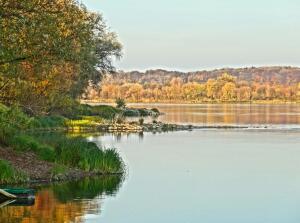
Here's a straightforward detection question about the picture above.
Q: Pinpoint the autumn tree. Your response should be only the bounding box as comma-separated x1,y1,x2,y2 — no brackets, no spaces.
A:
0,0,122,114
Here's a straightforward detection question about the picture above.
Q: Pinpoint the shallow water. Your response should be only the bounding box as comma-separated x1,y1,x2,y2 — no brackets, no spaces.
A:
1,104,300,223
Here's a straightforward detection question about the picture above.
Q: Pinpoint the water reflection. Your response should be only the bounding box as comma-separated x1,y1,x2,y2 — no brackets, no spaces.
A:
127,104,300,125
0,176,123,223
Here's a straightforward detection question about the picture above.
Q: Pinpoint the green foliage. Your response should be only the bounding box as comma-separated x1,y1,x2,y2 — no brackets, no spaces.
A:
0,159,27,184
0,103,124,175
123,108,160,117
10,134,55,162
115,98,126,109
137,108,149,116
123,109,140,117
0,105,33,130
75,104,120,120
51,164,68,178
29,133,124,173
33,115,67,128
151,108,160,114
0,104,34,145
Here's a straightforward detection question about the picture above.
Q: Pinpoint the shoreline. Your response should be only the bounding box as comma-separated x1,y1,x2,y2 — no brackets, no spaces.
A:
0,146,123,186
82,100,300,105
2,121,299,185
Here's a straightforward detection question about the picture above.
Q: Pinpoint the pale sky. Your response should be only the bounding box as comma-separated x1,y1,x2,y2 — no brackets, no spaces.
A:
82,0,300,71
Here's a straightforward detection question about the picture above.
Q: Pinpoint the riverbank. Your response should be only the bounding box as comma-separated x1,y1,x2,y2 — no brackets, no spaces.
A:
0,147,92,184
0,104,126,185
0,144,124,185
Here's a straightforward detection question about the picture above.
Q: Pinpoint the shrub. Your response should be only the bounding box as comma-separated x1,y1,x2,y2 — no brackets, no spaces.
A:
123,109,140,117
76,104,120,120
115,98,126,109
0,104,33,131
151,108,160,114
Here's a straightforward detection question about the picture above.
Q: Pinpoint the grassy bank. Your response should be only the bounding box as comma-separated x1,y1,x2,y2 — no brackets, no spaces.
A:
0,104,125,184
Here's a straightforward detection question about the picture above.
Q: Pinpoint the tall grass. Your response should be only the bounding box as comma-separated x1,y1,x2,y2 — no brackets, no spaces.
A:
32,133,124,173
0,159,27,184
8,132,125,174
0,104,125,176
9,134,55,162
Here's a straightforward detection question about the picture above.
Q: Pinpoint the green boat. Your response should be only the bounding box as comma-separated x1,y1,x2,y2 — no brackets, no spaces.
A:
0,188,35,200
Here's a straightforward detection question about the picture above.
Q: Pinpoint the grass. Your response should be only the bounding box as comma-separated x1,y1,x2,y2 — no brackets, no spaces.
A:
0,104,125,182
33,115,67,128
51,164,69,178
9,134,56,162
28,133,125,174
0,159,27,184
8,132,125,174
65,119,97,128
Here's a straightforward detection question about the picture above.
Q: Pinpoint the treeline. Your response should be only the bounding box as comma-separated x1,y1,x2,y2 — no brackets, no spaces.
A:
0,0,121,115
103,67,300,85
86,73,300,102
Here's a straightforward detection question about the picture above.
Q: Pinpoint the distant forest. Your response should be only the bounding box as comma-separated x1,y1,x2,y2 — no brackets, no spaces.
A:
85,67,300,102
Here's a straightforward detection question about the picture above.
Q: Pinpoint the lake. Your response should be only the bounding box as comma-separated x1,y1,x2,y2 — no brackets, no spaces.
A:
1,104,300,223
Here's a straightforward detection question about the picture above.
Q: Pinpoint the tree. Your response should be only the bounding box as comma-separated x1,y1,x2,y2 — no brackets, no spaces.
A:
0,0,122,114
221,82,236,101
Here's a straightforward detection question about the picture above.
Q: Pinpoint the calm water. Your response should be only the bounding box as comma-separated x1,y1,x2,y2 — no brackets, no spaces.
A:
1,104,300,223
127,103,300,127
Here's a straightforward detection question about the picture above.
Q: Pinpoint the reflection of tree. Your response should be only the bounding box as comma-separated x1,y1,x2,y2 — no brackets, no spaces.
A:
138,132,144,140
0,176,123,223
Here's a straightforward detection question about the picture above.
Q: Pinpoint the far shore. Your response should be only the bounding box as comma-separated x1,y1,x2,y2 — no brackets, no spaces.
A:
82,100,299,105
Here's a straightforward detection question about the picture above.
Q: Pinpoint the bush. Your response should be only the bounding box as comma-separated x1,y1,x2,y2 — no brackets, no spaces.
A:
115,98,126,109
123,109,140,117
0,104,34,145
76,104,120,120
138,108,150,116
151,108,160,114
0,104,33,131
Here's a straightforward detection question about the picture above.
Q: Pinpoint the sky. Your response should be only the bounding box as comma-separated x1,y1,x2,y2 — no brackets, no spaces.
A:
82,0,300,71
